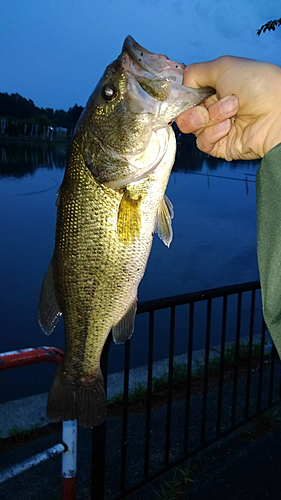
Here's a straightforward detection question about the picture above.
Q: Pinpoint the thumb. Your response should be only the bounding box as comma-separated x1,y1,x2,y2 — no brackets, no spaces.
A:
183,59,222,90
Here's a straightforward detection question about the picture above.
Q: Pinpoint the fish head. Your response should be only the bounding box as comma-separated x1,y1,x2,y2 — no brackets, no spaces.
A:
75,36,215,187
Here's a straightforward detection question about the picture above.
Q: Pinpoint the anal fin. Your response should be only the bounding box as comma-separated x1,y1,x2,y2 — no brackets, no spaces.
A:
155,194,174,248
38,259,62,335
112,299,137,344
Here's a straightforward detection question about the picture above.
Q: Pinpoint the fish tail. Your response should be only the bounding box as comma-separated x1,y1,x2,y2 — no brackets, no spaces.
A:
47,367,107,428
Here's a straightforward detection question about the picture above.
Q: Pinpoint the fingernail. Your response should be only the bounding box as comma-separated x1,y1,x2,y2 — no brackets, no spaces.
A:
220,95,238,114
215,119,231,133
191,111,206,127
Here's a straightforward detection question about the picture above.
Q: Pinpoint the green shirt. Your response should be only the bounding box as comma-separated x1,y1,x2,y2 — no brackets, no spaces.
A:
256,142,281,357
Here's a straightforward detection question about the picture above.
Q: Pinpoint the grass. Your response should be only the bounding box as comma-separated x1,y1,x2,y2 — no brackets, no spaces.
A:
155,460,194,500
238,408,280,441
155,473,182,500
258,410,280,430
208,341,263,375
108,366,185,406
8,422,41,439
108,341,266,407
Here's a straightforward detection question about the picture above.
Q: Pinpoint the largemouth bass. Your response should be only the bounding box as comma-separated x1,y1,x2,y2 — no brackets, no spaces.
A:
39,36,214,427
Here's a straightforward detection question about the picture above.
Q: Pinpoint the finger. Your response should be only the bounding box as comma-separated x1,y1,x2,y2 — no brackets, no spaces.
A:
196,119,231,155
177,95,238,135
204,94,218,108
176,105,209,133
208,95,238,123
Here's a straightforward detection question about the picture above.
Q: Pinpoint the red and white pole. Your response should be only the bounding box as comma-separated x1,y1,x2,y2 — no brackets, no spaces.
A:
62,419,77,500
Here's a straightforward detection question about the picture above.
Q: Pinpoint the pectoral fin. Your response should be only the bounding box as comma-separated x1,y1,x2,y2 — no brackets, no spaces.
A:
117,189,142,243
155,194,174,247
112,299,137,344
38,259,62,335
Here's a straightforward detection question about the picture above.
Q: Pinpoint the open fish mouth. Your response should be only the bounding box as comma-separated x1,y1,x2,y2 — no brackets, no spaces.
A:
120,35,185,84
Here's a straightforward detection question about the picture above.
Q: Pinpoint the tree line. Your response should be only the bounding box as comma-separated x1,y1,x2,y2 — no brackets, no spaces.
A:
0,92,84,136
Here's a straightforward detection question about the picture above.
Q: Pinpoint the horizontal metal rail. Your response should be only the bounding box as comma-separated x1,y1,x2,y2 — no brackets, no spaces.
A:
0,443,66,483
137,280,261,313
0,346,63,370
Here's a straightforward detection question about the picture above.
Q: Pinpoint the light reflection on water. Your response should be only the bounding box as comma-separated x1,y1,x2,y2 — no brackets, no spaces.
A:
0,141,261,402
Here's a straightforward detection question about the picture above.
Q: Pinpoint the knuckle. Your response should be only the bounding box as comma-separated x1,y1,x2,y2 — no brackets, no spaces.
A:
176,115,183,130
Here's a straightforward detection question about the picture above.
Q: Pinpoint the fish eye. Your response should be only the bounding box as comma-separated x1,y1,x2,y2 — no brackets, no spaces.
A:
101,83,117,102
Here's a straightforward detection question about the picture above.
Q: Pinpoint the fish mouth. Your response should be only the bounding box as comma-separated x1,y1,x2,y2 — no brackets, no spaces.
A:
120,35,185,84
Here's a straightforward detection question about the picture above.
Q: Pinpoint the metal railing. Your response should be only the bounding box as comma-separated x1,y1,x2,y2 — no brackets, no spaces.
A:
92,280,280,499
0,281,280,499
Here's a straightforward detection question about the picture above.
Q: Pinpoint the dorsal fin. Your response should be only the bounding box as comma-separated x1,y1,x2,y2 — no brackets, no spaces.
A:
38,259,62,335
155,194,174,247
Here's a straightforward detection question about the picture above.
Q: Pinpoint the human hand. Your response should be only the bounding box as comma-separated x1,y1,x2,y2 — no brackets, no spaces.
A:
176,56,281,160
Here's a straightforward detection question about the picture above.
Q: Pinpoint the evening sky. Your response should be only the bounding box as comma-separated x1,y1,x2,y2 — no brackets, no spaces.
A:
1,0,280,110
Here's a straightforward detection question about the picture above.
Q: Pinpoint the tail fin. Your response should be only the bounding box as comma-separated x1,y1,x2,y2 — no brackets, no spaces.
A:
47,367,107,428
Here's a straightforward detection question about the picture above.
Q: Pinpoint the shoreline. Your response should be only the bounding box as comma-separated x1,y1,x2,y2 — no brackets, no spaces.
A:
0,334,271,439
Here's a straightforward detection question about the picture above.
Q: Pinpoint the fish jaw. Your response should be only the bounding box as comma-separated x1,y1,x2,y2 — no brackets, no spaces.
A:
120,35,215,127
121,35,186,84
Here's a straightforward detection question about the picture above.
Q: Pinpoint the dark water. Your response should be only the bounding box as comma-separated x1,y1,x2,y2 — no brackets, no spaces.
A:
0,140,261,402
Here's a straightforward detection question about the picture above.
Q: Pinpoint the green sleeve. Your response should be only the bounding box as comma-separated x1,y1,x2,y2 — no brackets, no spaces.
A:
256,142,281,358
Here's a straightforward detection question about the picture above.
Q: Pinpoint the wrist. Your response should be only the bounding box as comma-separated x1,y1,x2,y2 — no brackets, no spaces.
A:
264,131,281,156
263,115,281,156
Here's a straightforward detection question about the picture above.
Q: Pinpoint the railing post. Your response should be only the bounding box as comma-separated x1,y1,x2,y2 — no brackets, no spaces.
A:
144,310,154,477
183,301,194,455
91,334,111,500
201,298,212,445
62,420,77,500
231,292,242,427
120,339,130,490
92,422,107,500
216,295,228,435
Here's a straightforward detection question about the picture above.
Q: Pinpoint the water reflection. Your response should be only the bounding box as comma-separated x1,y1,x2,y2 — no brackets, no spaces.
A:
0,136,259,178
0,140,261,402
0,141,67,178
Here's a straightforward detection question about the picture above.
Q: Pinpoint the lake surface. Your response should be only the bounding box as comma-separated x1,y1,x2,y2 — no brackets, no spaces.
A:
0,139,261,402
